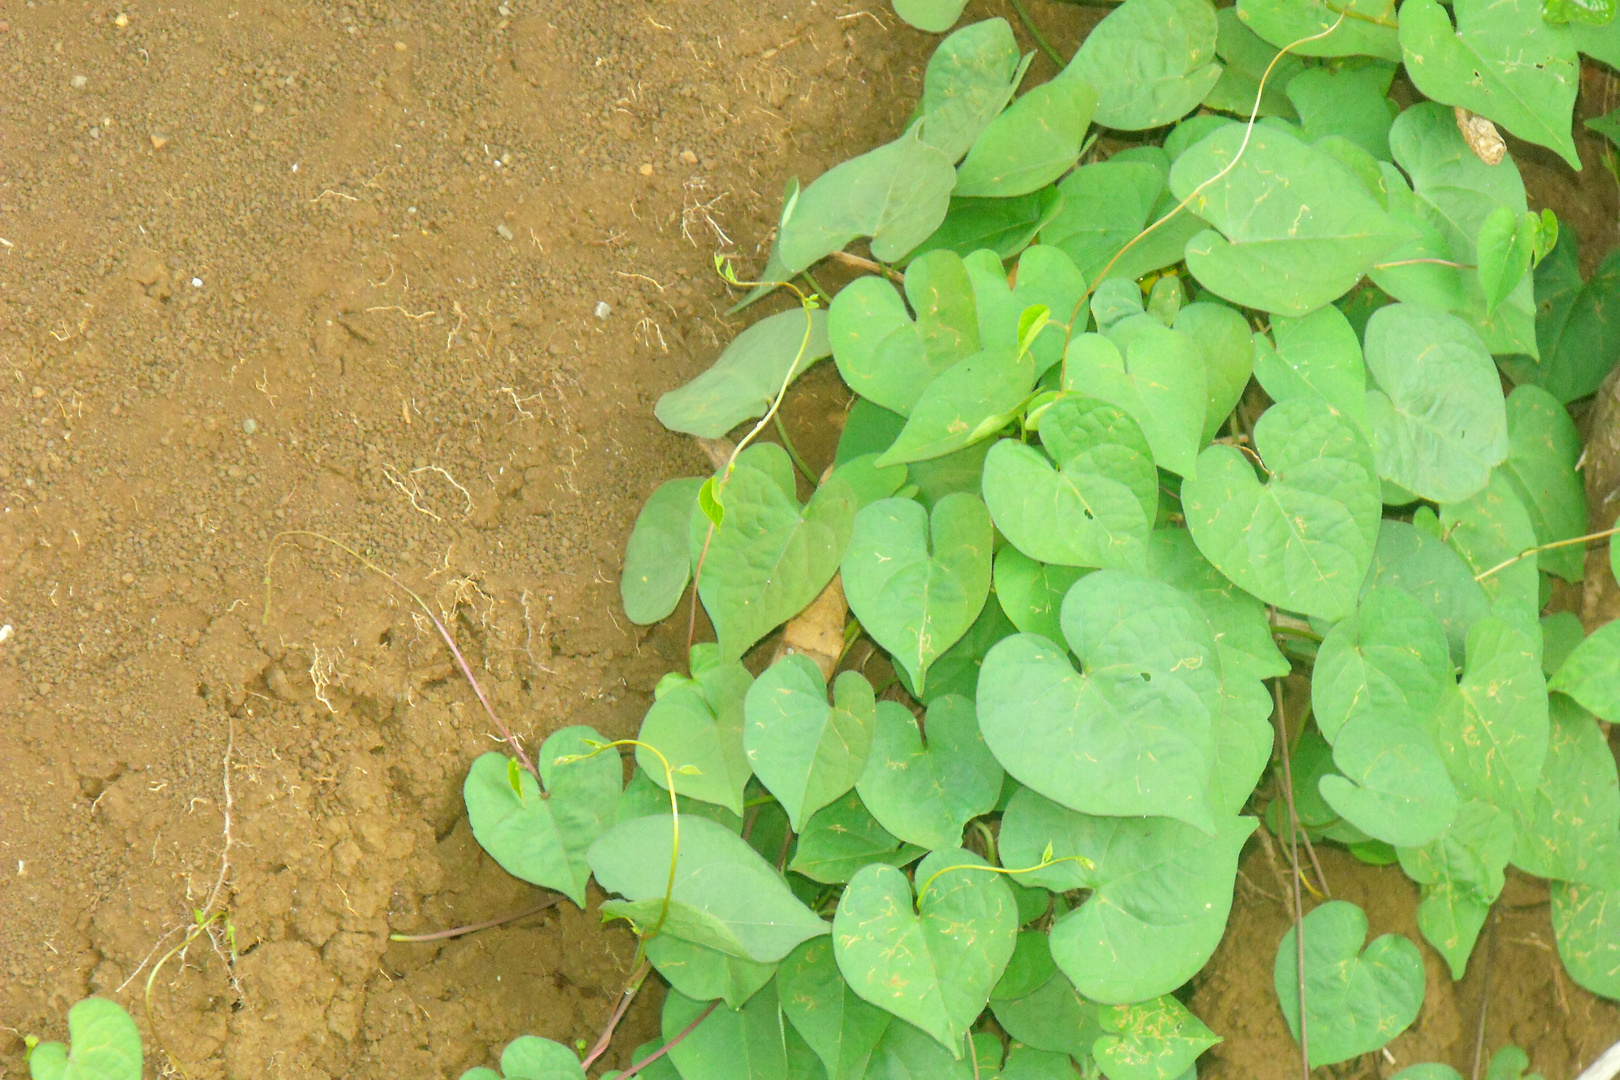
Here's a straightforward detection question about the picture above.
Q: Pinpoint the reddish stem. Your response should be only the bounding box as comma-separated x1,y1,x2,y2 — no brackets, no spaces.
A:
616,1000,719,1079
388,895,561,943
580,959,653,1071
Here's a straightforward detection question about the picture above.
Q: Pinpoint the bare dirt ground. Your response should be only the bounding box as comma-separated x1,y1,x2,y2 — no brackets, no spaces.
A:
0,1,1616,1079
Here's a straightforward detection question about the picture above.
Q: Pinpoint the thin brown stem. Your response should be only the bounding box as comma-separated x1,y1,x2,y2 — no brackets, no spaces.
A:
1471,914,1497,1080
1274,678,1311,1080
388,895,562,943
580,959,654,1071
830,249,904,283
1474,524,1620,582
617,999,720,1079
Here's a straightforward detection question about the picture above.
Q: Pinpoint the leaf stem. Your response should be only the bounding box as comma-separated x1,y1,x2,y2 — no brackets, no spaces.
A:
1372,257,1474,270
580,958,654,1071
1273,678,1311,1080
1007,0,1067,68
616,999,720,1079
774,411,818,484
830,249,905,283
388,895,562,943
1474,524,1620,581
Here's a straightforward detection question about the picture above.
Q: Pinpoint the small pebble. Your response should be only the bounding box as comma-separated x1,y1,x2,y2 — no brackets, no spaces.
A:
71,74,88,89
31,386,45,399
638,162,653,176
113,13,128,26
242,417,259,435
496,222,514,241
394,40,408,51
497,3,513,14
121,573,135,585
150,132,170,150
252,103,266,115
594,301,611,320
679,150,698,165
0,625,13,644
191,277,203,288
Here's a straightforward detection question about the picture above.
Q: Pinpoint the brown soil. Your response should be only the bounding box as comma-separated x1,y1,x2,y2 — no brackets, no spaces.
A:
0,3,1615,1080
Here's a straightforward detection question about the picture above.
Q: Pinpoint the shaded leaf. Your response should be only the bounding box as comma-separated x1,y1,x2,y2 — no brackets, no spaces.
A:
780,938,893,1080
789,789,925,885
657,310,832,438
956,78,1098,197
992,546,1089,644
1432,617,1550,815
1361,520,1492,666
856,697,1003,851
643,935,777,1010
1063,0,1223,131
1044,157,1206,284
623,477,706,625
1253,304,1370,437
1501,385,1587,582
1512,695,1620,886
663,983,787,1080
1549,619,1620,723
906,189,1066,266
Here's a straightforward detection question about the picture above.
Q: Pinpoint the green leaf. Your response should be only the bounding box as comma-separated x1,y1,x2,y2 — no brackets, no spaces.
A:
902,592,1018,703
789,790,925,884
1541,611,1586,678
837,398,907,466
623,478,705,625
956,78,1098,197
1321,707,1460,848
698,449,858,661
616,767,743,833
1175,300,1255,444
656,309,832,438
833,849,1018,1054
1062,0,1223,131
1513,695,1620,885
1003,1047,1084,1080
906,190,1066,267
464,727,622,907
1000,788,1256,1002
589,814,829,962
1288,61,1398,160
1439,472,1540,618
965,246,1088,376
780,938,893,1080
918,20,1024,161
842,494,993,694
982,397,1157,571
1273,900,1425,1067
990,932,1104,1057
1476,206,1536,315
1170,123,1409,316
1183,397,1382,622
1235,0,1400,61
1062,323,1206,479
644,934,777,1010
1552,878,1620,999
864,1019,976,1080
1313,587,1453,745
663,983,787,1080
1547,0,1617,23
978,571,1220,831
25,999,142,1080
894,0,969,33
1362,521,1492,666
1396,798,1515,978
1502,229,1620,402
744,657,877,831
485,1037,586,1080
1433,616,1549,815
1044,157,1207,285
1094,997,1221,1080
779,126,957,273
874,347,1035,467
1144,527,1291,682
1393,1068,1465,1080
1500,386,1586,583
993,546,1089,644
1549,619,1620,723
1397,0,1580,170
1253,304,1370,437
1203,7,1304,119
1363,303,1508,505
639,656,754,817
856,697,1004,851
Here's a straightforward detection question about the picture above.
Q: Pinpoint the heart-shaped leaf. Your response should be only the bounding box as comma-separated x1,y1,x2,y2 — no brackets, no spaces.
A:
955,78,1098,197
622,477,705,625
464,726,623,907
1550,620,1620,724
1175,300,1255,443
1363,303,1508,505
589,814,829,962
638,652,754,817
1062,0,1223,131
874,347,1036,467
471,1037,586,1080
981,396,1157,571
993,547,1089,644
1273,900,1425,1067
978,571,1219,831
1433,616,1549,815
1362,521,1492,666
1288,62,1398,160
907,189,1065,267
1500,386,1588,583
780,938,893,1080
989,932,1105,1057
1313,587,1454,745
833,848,1018,1054
697,445,859,661
789,790,925,884
856,697,1003,851
1184,396,1381,622
1398,0,1580,169
1397,798,1515,978
830,253,980,417
779,126,956,273
1170,123,1409,316
965,246,1089,376
864,1020,976,1079
1320,709,1460,848
894,0,970,32
1094,996,1221,1080
1044,157,1206,285
1236,0,1400,60
662,982,787,1080
644,933,778,1011
1439,472,1540,618
1253,305,1370,437
843,493,993,694
25,998,142,1080
1000,787,1255,1002
745,656,877,831
656,309,832,439
1552,877,1620,1000
917,19,1024,161
1062,322,1206,479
